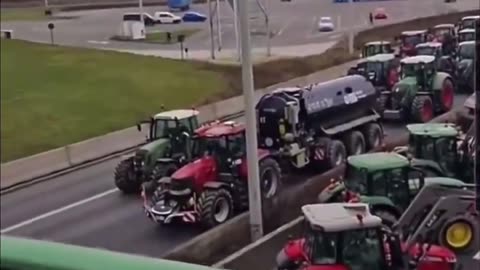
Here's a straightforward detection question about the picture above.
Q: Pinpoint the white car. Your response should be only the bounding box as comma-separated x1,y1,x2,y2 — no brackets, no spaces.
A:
318,17,334,32
153,11,182,24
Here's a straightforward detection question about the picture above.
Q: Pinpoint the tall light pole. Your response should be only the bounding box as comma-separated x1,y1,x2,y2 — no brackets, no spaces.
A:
233,0,241,61
139,0,144,25
474,19,479,212
237,0,264,241
207,0,216,59
216,0,223,51
347,0,354,54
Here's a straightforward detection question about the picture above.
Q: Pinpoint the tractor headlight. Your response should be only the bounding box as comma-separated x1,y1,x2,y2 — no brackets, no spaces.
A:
265,137,273,147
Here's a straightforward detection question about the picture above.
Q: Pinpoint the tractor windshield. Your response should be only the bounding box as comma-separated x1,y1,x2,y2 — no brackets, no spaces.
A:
461,19,476,30
409,135,457,175
459,32,475,42
416,46,436,56
153,119,178,139
402,35,422,46
458,44,475,59
309,228,384,270
344,166,367,194
401,63,419,77
364,45,390,57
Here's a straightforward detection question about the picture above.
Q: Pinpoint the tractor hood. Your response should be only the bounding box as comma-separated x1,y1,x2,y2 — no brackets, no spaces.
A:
391,77,416,100
139,138,170,154
405,243,456,263
170,156,215,181
359,195,395,207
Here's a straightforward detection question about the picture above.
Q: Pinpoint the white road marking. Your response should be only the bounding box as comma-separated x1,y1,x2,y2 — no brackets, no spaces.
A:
1,188,118,234
277,19,293,36
88,40,110,45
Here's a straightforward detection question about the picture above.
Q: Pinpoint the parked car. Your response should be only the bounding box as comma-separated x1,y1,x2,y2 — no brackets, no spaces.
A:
153,11,182,24
318,16,334,32
123,12,157,26
374,7,388,20
182,11,207,22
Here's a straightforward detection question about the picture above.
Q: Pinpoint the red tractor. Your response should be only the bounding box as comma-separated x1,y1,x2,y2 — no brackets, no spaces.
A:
398,30,428,57
276,203,457,270
142,121,282,229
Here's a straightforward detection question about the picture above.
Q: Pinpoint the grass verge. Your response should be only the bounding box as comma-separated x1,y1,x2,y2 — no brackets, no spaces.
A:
111,29,201,44
0,8,76,21
1,9,478,162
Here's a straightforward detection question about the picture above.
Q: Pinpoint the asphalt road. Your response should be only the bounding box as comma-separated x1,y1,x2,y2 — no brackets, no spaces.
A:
1,0,477,52
0,93,469,259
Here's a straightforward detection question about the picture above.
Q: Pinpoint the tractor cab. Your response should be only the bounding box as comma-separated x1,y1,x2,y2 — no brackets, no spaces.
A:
400,55,436,91
403,123,471,180
458,28,475,42
276,203,457,270
457,41,475,61
456,41,475,93
415,42,456,76
399,30,428,57
349,54,400,91
361,41,394,58
344,152,427,210
458,15,479,31
194,121,246,173
431,24,456,42
138,109,200,142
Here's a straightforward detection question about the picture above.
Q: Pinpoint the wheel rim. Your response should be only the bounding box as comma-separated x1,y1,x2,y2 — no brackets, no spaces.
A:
214,197,230,223
442,80,454,110
445,221,473,249
354,142,363,155
261,168,278,199
421,99,434,122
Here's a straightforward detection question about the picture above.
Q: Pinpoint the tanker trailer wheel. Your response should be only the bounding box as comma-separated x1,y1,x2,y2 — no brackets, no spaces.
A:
343,131,366,156
411,96,434,123
362,123,383,150
147,163,178,183
114,157,139,194
198,188,234,229
326,140,347,169
439,214,478,254
259,158,282,199
438,78,454,113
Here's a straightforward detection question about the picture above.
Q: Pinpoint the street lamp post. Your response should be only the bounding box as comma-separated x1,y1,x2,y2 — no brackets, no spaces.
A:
139,0,144,25
237,0,264,241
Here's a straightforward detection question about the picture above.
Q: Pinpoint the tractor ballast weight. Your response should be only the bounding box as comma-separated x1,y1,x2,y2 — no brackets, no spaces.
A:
256,75,384,170
361,40,394,58
394,183,479,255
142,121,282,228
275,203,458,270
381,55,455,123
114,109,200,194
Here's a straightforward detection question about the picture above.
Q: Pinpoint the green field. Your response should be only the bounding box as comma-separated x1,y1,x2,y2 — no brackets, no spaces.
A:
1,8,50,21
0,40,227,162
111,29,201,44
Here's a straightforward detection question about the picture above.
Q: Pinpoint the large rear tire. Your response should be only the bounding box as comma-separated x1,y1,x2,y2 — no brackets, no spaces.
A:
438,214,478,254
438,78,455,113
343,131,366,156
325,140,347,169
259,158,282,199
114,157,139,194
198,188,234,229
363,123,383,150
411,95,434,123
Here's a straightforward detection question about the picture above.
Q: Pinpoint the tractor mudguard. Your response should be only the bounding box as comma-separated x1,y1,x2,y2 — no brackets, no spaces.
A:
203,181,229,190
318,181,346,203
432,72,452,91
257,149,273,161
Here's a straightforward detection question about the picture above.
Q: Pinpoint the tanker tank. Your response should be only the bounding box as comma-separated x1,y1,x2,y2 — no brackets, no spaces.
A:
256,75,379,149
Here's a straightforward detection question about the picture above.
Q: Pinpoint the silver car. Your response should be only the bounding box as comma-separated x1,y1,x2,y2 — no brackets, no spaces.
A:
318,17,334,32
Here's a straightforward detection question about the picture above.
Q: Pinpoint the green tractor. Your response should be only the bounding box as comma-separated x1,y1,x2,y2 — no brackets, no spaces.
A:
360,41,394,58
380,55,455,123
318,151,465,226
114,109,200,194
393,123,474,182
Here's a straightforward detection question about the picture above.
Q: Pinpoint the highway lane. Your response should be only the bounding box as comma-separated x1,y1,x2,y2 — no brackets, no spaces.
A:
0,93,469,258
1,0,477,51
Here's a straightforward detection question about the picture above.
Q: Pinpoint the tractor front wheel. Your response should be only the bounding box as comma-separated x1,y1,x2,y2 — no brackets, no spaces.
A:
326,140,347,169
439,78,455,112
259,158,282,199
439,214,478,254
411,96,434,123
343,131,366,156
198,188,234,229
114,157,139,194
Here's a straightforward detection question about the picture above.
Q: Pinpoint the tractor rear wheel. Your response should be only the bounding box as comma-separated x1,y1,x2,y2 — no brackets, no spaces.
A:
259,158,282,199
438,78,455,112
325,140,347,169
411,95,434,123
114,157,139,194
439,214,478,254
343,131,366,156
372,209,398,227
363,123,383,150
198,188,234,229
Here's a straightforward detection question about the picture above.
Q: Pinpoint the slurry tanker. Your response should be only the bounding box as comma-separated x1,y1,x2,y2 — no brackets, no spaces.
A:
256,75,384,171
